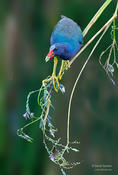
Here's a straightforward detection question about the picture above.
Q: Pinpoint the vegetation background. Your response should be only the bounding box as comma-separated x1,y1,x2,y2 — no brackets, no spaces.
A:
0,0,118,175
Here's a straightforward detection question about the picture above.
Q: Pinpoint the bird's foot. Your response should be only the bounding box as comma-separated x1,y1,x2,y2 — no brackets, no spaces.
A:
58,60,70,80
42,74,60,92
58,72,64,80
65,60,70,70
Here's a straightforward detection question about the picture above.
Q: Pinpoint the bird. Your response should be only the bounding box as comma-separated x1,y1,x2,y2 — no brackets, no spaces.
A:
42,15,83,92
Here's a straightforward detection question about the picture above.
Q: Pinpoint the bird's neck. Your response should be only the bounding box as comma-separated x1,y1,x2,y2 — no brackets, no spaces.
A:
55,43,72,59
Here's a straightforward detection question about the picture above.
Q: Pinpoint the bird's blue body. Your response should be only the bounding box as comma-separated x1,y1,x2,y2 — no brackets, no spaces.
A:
50,16,83,60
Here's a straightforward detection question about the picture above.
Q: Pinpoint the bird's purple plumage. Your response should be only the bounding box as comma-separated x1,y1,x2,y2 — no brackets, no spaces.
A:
49,16,83,60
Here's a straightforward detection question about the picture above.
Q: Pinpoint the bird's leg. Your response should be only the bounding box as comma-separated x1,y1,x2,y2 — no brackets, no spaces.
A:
42,57,60,92
52,57,60,92
58,60,65,80
58,60,70,80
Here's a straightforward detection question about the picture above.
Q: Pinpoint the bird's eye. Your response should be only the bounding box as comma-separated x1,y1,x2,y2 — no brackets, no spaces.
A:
79,40,83,45
54,48,58,51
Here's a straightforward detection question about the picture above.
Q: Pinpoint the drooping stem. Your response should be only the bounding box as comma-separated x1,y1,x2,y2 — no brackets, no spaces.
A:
44,100,51,122
66,1,118,145
21,115,42,131
67,24,112,145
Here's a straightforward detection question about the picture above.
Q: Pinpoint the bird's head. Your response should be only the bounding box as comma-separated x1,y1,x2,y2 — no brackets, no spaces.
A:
45,45,57,62
45,43,71,62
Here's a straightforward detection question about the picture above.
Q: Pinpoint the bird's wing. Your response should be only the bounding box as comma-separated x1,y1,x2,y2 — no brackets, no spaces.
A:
50,16,83,46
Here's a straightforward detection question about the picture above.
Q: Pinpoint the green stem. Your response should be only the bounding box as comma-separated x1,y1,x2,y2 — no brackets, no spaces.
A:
67,25,111,145
113,20,116,40
37,86,44,105
115,1,118,14
66,1,118,144
26,89,40,111
83,0,112,37
22,115,42,131
70,11,117,66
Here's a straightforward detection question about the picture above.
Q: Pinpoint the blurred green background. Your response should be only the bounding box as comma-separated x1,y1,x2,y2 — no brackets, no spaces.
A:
0,0,118,175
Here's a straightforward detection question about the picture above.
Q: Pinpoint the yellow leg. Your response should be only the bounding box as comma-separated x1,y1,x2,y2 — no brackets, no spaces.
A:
42,57,60,92
58,60,70,80
58,60,64,80
52,57,60,91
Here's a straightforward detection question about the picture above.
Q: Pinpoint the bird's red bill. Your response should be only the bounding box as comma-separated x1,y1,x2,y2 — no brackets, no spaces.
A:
45,49,54,62
47,50,54,59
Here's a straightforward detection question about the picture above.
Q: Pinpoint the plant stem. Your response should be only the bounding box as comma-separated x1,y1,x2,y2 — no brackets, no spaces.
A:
22,115,42,131
83,0,112,37
69,12,117,66
44,100,51,122
66,1,118,145
67,25,111,145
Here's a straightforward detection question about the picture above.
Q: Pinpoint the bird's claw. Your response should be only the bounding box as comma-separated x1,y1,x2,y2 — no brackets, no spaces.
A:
65,60,70,70
42,74,60,92
58,72,64,80
52,74,60,92
58,60,70,80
